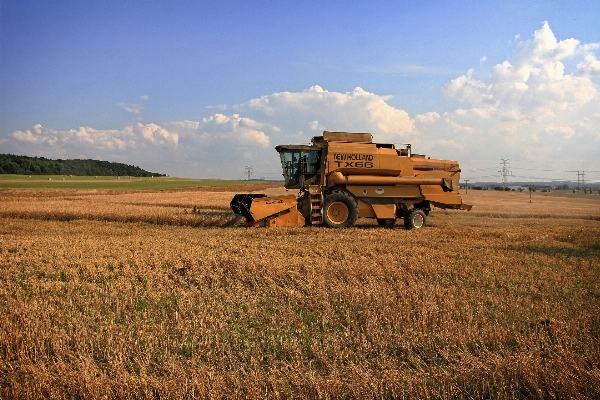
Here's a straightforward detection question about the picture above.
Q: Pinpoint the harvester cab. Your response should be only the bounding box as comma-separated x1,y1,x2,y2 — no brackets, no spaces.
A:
276,145,321,189
230,131,471,229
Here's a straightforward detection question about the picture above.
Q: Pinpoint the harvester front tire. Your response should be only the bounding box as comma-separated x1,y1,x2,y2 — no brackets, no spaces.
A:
404,209,426,229
323,191,358,228
377,218,396,228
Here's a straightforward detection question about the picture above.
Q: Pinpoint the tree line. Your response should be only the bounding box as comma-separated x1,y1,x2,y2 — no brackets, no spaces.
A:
0,154,165,177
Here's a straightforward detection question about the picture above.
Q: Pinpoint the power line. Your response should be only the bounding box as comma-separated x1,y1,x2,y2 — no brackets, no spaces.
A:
510,167,556,172
463,162,600,183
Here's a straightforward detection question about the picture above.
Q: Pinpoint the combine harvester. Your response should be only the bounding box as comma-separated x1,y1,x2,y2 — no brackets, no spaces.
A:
231,131,471,229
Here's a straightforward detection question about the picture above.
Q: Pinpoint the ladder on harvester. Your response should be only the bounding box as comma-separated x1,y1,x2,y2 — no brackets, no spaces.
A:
308,185,323,225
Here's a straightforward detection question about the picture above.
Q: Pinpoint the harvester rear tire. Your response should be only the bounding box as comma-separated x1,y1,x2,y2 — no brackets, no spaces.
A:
404,209,426,229
323,191,358,228
377,218,396,228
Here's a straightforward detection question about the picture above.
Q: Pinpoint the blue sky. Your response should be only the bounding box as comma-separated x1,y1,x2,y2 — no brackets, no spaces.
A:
1,1,599,182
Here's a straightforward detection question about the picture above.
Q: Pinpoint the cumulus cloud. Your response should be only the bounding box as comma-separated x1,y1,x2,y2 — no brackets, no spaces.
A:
12,128,58,146
415,112,440,125
132,123,178,145
576,53,600,77
12,122,177,151
437,21,600,170
234,85,415,144
166,113,272,148
146,87,419,177
445,22,599,114
5,83,441,177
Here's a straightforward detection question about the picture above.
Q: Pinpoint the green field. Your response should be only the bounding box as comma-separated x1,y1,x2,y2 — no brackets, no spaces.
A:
0,175,271,190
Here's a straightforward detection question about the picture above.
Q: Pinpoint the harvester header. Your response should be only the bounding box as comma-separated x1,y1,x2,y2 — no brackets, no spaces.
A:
231,131,471,228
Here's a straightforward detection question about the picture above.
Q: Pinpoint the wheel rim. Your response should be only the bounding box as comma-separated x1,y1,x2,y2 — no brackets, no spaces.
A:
327,201,349,224
412,213,424,228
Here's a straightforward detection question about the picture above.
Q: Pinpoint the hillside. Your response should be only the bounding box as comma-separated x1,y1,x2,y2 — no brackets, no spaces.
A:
0,154,165,177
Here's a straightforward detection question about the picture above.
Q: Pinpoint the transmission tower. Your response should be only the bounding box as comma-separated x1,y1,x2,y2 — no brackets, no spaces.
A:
498,159,512,189
244,166,253,180
577,171,585,190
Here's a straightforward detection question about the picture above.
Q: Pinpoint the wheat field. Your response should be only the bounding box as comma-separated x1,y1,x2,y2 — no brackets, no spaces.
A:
1,186,599,399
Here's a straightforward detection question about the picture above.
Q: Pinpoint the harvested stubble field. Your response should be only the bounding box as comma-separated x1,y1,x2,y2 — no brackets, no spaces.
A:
1,185,599,399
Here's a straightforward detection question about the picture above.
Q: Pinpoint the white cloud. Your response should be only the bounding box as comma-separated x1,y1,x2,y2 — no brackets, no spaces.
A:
446,22,599,116
134,87,421,177
444,22,599,130
119,96,148,113
415,112,440,125
6,23,598,180
119,102,144,114
434,22,599,174
12,128,58,145
12,122,177,151
235,85,415,143
544,125,575,139
197,113,271,148
132,123,178,145
309,120,324,131
576,53,600,77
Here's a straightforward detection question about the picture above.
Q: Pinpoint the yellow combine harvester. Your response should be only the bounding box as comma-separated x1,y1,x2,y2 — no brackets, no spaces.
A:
230,131,471,229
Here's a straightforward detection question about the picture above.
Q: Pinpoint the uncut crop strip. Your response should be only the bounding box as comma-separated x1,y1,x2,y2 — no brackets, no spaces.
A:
0,190,244,227
460,190,600,219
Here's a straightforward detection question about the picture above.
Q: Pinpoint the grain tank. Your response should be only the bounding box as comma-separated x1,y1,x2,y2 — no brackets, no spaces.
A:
230,131,471,228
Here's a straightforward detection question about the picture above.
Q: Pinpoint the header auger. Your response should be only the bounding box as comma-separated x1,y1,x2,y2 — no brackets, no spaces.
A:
230,131,471,229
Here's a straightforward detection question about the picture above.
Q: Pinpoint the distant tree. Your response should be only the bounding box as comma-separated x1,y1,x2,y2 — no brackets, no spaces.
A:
0,160,18,174
0,154,165,177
